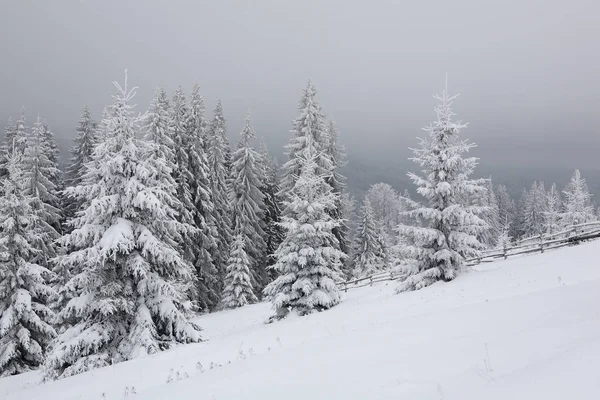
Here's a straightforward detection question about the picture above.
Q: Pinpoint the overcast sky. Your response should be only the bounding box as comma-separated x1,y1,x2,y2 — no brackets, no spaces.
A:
1,0,599,179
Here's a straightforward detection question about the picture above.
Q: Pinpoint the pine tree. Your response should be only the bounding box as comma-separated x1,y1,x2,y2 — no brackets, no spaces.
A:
263,135,343,318
230,113,267,291
560,169,596,227
365,182,402,250
0,154,57,377
19,117,62,269
496,184,517,238
350,198,386,278
220,234,258,309
259,140,284,282
397,82,487,292
44,73,201,380
280,82,333,207
472,179,500,248
544,183,562,234
325,119,349,255
207,100,233,280
518,181,547,237
186,84,220,311
65,106,98,222
0,117,17,183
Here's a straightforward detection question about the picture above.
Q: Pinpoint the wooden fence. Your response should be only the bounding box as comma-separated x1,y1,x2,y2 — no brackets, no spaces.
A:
337,221,600,293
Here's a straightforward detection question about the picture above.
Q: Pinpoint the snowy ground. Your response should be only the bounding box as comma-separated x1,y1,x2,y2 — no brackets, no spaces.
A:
2,240,600,400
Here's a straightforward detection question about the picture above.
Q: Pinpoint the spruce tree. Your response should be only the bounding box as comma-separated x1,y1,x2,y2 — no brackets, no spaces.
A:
0,154,57,377
544,183,562,234
263,135,343,318
44,74,201,380
0,117,17,183
560,169,596,227
518,181,547,237
351,198,387,278
186,84,220,311
325,119,349,255
496,184,517,238
220,233,257,309
397,82,487,292
207,100,233,279
230,113,267,290
259,139,284,282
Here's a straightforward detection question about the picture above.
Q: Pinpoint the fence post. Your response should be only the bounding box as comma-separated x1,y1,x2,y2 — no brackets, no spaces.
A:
503,242,508,260
369,276,373,287
344,282,348,293
539,233,544,253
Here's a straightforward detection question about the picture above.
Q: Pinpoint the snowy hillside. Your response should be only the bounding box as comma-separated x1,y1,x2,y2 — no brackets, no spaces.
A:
2,240,600,400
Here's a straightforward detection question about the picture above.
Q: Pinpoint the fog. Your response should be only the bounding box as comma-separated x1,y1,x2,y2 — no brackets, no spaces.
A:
1,0,598,195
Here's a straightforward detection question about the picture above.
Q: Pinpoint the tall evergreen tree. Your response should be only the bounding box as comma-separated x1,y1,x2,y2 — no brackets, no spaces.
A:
263,134,343,318
207,100,233,279
186,84,220,311
0,117,17,183
496,184,517,238
325,119,349,255
544,183,562,234
472,179,500,248
350,198,387,278
45,74,201,380
220,233,257,309
0,153,57,377
518,181,547,237
259,140,284,282
560,169,596,227
230,114,267,291
397,82,487,292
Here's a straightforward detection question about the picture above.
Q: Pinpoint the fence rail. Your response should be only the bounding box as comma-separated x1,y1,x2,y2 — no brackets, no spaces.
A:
337,221,600,293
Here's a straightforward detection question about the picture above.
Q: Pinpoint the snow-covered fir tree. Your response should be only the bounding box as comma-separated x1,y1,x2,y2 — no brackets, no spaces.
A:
259,139,284,282
496,184,517,238
185,83,220,311
518,181,547,238
263,135,344,318
44,74,201,380
339,191,357,277
0,154,57,377
350,197,387,278
0,117,17,183
365,182,402,250
280,82,333,210
65,106,98,221
544,183,562,234
471,179,500,248
397,82,487,292
325,119,349,255
560,169,596,227
41,121,61,188
19,117,62,268
207,100,233,280
220,233,258,309
230,113,267,291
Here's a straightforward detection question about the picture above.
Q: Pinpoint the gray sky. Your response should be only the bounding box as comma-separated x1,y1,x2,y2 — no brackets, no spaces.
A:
1,0,599,193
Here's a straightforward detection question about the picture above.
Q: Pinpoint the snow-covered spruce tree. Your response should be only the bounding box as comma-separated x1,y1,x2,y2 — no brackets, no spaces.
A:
220,233,258,309
65,106,98,222
280,82,333,210
350,198,386,278
259,139,284,282
496,184,517,238
339,191,357,278
560,169,596,227
207,100,233,279
186,84,220,311
325,119,349,255
44,74,201,380
0,117,17,183
365,182,402,250
0,153,57,377
263,135,344,318
471,179,500,248
396,83,487,292
230,113,267,291
544,183,562,234
518,181,547,238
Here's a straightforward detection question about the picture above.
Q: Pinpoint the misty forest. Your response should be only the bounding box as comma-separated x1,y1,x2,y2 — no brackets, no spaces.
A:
1,70,597,380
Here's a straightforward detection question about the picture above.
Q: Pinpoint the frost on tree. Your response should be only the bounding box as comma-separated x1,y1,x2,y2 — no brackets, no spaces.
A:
325,119,349,255
470,178,500,248
517,181,547,238
186,84,220,311
560,169,596,227
44,73,201,380
65,106,98,221
0,155,57,377
220,234,258,309
230,113,267,291
259,139,284,282
207,100,233,279
544,183,562,234
496,184,517,238
397,82,487,292
263,136,344,319
350,198,387,278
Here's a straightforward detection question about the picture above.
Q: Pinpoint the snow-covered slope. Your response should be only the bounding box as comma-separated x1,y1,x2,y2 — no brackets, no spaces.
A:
2,241,600,400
